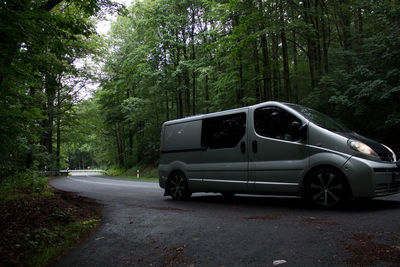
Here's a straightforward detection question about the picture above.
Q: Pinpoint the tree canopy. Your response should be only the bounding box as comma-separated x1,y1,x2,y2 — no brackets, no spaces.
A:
92,0,400,169
1,0,399,175
0,0,122,177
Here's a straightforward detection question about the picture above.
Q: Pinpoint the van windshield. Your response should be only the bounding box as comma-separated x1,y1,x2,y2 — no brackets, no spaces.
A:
286,104,351,133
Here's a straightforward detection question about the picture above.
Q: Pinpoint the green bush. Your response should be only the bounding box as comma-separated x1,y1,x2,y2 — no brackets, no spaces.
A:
1,171,46,193
106,165,126,176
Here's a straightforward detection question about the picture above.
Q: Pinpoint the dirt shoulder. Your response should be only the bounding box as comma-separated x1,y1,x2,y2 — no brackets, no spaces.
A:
0,188,103,266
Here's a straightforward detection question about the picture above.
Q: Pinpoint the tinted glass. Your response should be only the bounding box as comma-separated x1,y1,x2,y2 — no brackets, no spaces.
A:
202,113,246,149
286,104,350,133
254,106,302,141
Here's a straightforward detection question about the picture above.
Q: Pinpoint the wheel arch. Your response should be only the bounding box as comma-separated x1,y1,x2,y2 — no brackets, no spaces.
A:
164,169,188,196
300,164,353,198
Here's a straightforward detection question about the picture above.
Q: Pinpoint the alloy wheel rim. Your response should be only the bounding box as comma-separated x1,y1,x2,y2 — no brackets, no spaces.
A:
170,174,186,198
309,172,343,207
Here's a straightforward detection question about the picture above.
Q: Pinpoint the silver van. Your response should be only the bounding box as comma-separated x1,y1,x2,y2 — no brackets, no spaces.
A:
158,101,400,207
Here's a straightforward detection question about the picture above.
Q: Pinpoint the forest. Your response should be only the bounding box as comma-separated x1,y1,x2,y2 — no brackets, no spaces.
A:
1,0,399,179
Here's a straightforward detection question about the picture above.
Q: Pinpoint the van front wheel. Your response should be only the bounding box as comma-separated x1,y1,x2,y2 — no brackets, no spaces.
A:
168,172,191,200
304,168,347,208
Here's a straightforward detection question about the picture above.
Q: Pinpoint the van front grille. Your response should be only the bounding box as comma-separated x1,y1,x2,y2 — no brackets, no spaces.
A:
375,182,400,196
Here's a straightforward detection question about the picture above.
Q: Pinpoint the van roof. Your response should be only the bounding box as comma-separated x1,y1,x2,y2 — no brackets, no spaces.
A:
163,101,288,126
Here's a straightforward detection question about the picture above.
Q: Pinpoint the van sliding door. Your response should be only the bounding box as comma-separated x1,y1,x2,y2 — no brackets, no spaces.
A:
200,111,249,193
249,106,308,194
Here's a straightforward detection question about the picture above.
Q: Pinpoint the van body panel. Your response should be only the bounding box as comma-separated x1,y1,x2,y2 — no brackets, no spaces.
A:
248,138,308,193
200,152,248,192
307,123,353,155
342,157,399,197
200,110,249,192
306,123,353,171
158,160,205,192
247,103,309,193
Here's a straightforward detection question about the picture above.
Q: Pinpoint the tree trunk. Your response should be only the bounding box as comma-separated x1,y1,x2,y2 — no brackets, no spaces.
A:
41,86,55,156
321,14,329,73
115,121,124,167
205,74,209,113
354,7,363,55
303,0,317,89
292,29,299,103
182,29,190,116
165,91,169,121
175,41,183,118
253,39,261,103
56,88,61,170
238,51,244,105
191,8,196,115
260,33,271,101
178,89,183,118
128,129,133,167
314,0,323,78
272,34,280,98
280,0,291,102
337,0,352,67
258,0,271,101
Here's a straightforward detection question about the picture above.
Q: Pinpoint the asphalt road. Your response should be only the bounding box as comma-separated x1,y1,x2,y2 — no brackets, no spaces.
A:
49,173,400,266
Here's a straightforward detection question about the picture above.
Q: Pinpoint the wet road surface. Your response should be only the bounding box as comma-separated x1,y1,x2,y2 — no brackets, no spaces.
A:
49,173,400,266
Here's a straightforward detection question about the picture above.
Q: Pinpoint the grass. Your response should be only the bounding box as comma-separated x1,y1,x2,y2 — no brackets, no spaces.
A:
110,165,159,182
26,219,99,266
0,175,53,204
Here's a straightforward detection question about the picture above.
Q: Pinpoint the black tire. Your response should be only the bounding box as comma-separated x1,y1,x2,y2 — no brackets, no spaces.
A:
304,167,347,208
168,172,191,200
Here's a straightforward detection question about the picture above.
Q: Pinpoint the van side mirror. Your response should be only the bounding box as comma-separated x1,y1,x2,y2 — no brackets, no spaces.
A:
290,121,307,141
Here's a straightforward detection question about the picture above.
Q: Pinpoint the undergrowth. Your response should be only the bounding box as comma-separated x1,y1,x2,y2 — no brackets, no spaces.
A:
106,164,158,181
26,218,99,266
0,171,52,203
0,171,101,266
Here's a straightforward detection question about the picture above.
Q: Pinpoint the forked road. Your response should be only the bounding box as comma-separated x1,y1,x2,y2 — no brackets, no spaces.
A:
50,173,400,266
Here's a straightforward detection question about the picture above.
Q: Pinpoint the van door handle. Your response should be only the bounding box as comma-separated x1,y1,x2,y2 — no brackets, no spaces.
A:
252,140,258,153
240,141,246,154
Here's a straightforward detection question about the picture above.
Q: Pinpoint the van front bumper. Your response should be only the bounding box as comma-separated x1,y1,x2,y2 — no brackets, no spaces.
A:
342,158,400,198
373,164,400,196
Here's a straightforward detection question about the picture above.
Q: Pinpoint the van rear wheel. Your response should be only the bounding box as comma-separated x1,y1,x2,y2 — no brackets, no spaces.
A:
304,167,347,208
168,172,191,200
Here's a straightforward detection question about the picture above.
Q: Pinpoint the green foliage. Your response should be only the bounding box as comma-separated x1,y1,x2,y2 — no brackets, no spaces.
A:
303,5,400,152
3,0,399,173
25,219,99,267
0,173,51,203
78,0,399,170
0,0,122,181
107,165,126,176
1,172,100,266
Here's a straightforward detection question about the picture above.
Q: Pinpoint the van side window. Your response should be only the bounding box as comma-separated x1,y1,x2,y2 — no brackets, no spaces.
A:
254,107,302,141
202,113,246,149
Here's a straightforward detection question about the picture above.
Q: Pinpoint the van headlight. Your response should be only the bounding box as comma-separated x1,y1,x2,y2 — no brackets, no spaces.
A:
382,144,397,161
348,140,378,158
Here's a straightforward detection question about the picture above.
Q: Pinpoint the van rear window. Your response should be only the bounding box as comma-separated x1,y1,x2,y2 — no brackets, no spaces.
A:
201,113,246,149
163,120,202,151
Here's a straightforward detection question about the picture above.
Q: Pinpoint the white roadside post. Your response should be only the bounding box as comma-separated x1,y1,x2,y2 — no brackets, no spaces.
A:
137,169,140,179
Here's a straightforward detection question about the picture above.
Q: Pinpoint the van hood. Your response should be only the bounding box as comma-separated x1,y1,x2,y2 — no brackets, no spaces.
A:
335,131,394,162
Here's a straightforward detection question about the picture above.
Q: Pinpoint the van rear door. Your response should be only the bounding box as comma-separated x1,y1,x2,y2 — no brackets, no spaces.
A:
200,111,249,193
248,105,308,194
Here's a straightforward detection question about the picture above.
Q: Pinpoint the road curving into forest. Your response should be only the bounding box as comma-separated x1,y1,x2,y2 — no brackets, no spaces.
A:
49,173,400,266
